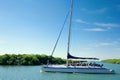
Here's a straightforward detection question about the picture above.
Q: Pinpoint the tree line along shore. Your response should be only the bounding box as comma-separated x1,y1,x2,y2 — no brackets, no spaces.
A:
0,54,119,65
102,59,120,64
0,54,66,65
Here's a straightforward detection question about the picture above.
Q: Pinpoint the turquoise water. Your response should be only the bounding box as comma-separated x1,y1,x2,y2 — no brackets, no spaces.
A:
0,63,120,80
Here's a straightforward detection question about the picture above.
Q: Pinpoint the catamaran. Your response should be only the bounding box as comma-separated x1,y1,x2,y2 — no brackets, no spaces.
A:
41,0,115,74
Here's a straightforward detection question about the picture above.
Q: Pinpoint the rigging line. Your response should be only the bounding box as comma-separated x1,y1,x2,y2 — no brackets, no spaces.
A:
50,11,70,57
67,0,74,58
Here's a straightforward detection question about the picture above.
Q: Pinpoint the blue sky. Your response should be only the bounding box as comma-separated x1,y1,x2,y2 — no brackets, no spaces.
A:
0,0,120,60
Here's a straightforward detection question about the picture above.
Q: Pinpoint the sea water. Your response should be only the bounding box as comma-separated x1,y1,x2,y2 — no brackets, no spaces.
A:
0,63,120,80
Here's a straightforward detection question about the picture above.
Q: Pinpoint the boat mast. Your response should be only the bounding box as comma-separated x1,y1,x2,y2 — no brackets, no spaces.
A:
67,0,74,66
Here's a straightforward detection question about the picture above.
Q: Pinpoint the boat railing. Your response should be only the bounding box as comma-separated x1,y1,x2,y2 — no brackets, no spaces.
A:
66,62,103,68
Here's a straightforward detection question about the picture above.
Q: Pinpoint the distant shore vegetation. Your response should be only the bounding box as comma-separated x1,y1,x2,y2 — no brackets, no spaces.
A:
0,54,66,65
102,59,120,64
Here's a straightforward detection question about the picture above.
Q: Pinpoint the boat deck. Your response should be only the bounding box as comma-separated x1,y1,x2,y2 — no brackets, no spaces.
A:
45,65,106,69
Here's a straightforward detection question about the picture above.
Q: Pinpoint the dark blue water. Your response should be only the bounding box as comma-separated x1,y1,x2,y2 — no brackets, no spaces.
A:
0,63,120,80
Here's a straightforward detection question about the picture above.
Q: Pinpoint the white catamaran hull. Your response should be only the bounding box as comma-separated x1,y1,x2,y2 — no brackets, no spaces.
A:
41,65,115,74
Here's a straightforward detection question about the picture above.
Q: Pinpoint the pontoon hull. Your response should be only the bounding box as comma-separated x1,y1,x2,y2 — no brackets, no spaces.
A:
41,66,115,74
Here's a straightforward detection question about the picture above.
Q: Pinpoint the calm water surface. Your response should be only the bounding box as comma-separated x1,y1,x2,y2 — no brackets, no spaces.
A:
0,63,120,80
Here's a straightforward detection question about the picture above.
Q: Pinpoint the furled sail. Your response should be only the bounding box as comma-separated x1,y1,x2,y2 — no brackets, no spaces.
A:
67,53,99,60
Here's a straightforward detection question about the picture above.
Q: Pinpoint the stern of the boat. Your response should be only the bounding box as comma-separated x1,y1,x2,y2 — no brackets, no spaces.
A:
109,69,115,74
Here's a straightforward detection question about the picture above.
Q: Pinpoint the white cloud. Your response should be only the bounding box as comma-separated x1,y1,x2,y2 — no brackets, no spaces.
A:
80,8,88,12
24,0,33,3
116,48,120,50
0,40,7,44
84,28,107,32
75,19,119,28
74,19,89,24
95,41,119,47
117,5,120,7
80,8,107,14
117,5,120,11
95,8,107,13
82,48,92,50
74,19,119,32
94,22,119,27
107,16,113,19
98,43,114,46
